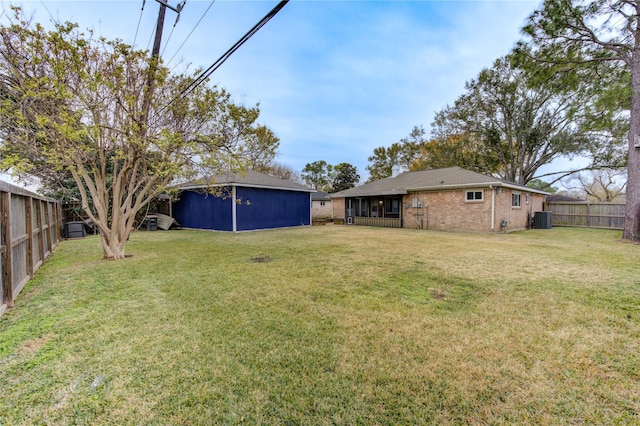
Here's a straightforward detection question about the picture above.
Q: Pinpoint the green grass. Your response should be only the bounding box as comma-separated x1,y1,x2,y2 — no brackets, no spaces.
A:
1,226,639,424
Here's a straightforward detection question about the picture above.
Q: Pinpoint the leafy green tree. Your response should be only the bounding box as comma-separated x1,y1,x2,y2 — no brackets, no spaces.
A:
237,124,279,173
331,162,359,192
432,56,588,185
366,128,426,182
0,11,277,259
301,160,333,191
366,145,402,182
409,133,499,173
519,0,640,240
526,178,558,194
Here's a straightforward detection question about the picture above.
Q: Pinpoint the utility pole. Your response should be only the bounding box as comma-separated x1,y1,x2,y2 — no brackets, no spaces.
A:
140,0,185,134
151,0,185,58
150,2,167,58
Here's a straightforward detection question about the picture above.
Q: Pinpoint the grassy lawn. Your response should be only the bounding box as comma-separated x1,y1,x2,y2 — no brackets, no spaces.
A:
1,226,639,424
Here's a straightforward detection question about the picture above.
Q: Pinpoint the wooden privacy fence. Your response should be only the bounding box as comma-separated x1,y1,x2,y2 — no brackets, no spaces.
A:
545,201,625,230
1,180,61,317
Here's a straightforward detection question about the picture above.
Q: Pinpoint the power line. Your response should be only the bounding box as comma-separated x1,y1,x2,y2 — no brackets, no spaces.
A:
149,0,289,125
160,21,177,57
146,20,157,52
160,1,189,57
166,0,216,67
175,0,288,103
132,0,146,49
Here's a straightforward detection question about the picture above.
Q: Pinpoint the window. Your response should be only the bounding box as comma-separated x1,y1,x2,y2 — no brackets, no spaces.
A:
512,193,521,208
355,198,369,217
465,190,483,202
320,201,326,206
385,198,400,214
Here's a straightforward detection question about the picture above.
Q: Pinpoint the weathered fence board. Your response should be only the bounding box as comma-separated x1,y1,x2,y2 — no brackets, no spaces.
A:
545,202,625,230
1,180,61,317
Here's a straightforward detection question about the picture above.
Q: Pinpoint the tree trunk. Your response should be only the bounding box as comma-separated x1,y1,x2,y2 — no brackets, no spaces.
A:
100,233,127,260
623,53,640,242
98,218,132,260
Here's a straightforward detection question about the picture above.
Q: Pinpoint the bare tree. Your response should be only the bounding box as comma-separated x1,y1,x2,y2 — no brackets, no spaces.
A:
267,162,301,183
567,169,627,202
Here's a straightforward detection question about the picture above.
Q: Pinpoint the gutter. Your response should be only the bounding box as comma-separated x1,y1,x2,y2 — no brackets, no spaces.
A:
176,183,315,193
490,185,495,230
408,181,549,196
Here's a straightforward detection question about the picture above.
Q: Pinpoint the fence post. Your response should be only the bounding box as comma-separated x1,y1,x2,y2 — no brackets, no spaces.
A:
1,191,14,309
55,202,62,245
36,200,45,264
26,196,34,279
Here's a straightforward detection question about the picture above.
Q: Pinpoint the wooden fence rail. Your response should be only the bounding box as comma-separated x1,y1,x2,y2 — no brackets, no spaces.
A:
1,180,61,317
544,201,625,230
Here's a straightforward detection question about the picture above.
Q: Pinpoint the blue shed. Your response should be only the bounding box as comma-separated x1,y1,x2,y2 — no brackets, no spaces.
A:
172,171,314,232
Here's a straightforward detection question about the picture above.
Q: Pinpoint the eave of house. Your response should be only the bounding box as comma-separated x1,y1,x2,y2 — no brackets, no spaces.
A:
332,182,549,198
177,183,316,193
408,181,550,196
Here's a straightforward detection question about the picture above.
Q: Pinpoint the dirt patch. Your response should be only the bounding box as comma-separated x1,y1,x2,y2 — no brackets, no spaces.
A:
251,255,273,263
17,334,52,354
430,288,447,300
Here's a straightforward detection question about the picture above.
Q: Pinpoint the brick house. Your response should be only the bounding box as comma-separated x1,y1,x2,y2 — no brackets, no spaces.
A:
330,167,548,232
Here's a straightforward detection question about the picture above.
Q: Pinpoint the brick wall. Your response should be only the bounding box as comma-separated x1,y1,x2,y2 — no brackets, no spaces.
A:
332,197,345,220
403,188,546,232
312,200,333,219
332,188,545,232
497,190,545,232
403,189,494,232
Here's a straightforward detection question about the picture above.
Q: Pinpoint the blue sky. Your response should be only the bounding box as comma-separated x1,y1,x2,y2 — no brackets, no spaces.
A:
4,0,560,187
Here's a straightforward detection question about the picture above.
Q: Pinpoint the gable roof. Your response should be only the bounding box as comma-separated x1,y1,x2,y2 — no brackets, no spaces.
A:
175,170,314,193
331,167,549,198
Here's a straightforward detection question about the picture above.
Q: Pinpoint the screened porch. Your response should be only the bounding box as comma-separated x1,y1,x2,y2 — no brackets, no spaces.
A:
345,196,403,228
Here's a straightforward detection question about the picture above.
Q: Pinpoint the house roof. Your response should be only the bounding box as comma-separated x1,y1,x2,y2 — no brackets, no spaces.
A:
331,167,549,198
546,194,585,202
175,170,314,193
311,191,331,201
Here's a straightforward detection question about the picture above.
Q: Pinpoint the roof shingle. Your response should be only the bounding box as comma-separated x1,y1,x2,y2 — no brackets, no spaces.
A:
176,170,313,192
331,167,548,197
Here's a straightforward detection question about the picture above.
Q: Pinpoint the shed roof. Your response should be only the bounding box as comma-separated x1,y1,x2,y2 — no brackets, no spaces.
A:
311,191,331,201
176,170,314,193
331,167,549,198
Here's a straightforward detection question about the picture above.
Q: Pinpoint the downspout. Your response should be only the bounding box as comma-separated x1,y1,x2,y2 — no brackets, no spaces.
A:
232,185,237,233
490,185,495,231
